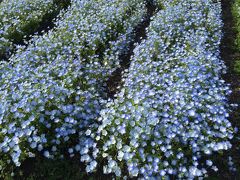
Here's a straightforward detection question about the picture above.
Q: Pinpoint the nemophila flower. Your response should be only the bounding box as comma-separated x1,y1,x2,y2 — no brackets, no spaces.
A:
43,151,50,158
227,156,237,172
68,148,74,154
93,0,234,178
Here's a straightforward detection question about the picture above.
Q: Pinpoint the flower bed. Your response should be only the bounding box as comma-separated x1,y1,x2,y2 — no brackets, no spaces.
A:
94,0,233,178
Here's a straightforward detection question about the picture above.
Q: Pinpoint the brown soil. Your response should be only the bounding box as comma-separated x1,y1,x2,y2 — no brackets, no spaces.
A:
207,0,240,179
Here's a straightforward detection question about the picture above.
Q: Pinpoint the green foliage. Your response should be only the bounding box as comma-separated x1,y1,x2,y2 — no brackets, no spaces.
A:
0,157,16,180
232,0,240,49
234,60,240,74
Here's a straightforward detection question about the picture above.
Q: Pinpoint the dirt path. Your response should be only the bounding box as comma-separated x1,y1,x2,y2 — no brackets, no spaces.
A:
208,0,240,179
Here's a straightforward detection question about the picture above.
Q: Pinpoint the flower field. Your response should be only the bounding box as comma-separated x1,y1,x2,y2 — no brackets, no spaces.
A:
0,0,240,179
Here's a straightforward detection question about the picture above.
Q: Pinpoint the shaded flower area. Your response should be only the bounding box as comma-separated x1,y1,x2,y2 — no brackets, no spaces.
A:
0,0,70,60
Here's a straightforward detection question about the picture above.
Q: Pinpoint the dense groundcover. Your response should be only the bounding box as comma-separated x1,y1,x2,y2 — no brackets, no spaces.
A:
0,0,240,179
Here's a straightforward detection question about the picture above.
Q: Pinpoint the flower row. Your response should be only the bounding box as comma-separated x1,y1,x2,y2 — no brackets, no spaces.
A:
94,0,233,178
0,0,147,171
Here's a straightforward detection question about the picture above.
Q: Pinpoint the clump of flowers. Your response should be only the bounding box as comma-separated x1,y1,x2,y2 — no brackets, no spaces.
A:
94,0,234,178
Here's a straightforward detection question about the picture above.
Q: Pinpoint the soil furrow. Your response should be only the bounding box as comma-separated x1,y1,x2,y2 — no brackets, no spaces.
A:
106,1,158,99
